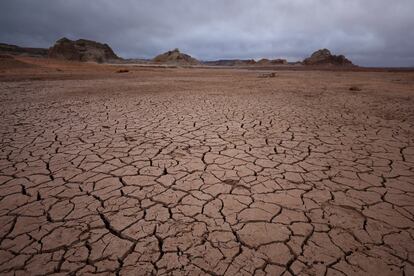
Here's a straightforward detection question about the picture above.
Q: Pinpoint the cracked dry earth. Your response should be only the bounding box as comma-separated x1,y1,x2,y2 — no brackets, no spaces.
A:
0,68,414,276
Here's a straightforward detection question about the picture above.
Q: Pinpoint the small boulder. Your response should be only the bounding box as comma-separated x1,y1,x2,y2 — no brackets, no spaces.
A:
116,69,129,73
349,86,361,91
258,72,276,78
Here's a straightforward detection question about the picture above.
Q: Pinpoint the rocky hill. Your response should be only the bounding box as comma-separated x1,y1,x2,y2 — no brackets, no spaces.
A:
48,38,120,63
303,49,353,66
153,49,199,65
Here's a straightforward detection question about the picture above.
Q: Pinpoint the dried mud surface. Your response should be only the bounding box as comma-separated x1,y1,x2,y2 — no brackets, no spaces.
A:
1,63,414,275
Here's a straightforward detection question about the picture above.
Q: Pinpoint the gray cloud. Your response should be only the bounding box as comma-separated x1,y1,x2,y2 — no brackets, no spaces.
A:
1,0,413,66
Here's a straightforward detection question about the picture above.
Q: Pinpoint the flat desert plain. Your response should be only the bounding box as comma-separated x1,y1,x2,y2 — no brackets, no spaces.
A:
0,57,414,276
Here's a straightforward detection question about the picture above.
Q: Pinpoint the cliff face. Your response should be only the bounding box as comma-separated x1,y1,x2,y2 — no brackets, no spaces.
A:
303,49,353,66
153,49,199,65
48,38,119,63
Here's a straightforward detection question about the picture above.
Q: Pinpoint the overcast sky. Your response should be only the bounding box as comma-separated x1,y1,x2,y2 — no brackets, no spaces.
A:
1,0,413,66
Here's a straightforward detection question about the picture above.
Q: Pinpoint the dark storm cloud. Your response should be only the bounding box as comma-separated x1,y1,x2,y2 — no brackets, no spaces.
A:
1,0,413,66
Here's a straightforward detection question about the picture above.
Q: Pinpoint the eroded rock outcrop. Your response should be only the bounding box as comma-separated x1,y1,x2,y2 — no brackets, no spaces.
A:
303,49,353,66
153,48,199,65
48,37,119,63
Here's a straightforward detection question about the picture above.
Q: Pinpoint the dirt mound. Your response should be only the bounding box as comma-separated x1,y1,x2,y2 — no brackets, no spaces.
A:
0,43,48,57
48,37,120,63
153,49,199,65
0,54,37,69
303,49,353,66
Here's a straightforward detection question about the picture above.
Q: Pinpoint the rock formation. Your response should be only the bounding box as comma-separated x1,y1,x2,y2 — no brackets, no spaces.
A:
153,48,199,65
48,38,119,63
303,49,353,66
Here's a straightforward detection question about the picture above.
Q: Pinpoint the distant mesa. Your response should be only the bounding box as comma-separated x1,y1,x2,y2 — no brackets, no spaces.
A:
48,37,120,63
153,48,199,65
272,59,288,65
0,43,48,57
204,58,287,66
303,49,353,66
256,58,287,65
242,59,256,65
203,59,256,66
202,60,233,66
256,58,270,65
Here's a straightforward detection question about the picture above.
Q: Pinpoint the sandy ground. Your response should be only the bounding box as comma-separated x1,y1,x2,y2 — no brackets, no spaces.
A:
1,57,414,275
